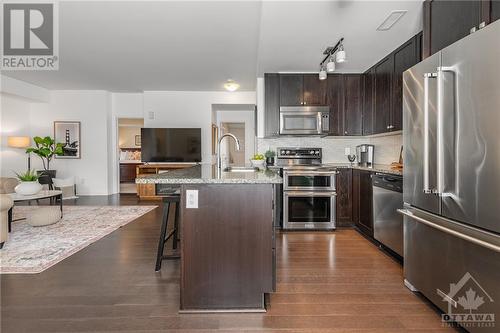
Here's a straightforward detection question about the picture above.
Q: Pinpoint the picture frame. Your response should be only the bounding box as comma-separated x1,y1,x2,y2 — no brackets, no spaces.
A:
135,135,141,146
54,121,81,159
211,124,219,155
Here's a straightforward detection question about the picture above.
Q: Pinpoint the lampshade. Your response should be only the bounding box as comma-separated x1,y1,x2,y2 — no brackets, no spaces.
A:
326,58,336,72
319,67,327,80
7,136,30,148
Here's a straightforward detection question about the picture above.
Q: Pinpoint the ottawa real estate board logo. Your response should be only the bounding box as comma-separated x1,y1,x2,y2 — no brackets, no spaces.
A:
1,1,59,70
440,272,495,329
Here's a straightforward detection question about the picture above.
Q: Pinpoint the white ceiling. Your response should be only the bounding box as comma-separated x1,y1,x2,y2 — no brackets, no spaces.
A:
4,1,423,92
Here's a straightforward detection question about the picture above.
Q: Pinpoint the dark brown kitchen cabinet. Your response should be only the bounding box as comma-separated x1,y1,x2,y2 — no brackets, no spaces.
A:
327,74,344,136
423,0,486,58
362,69,374,135
352,169,373,237
343,75,363,136
335,168,352,226
279,74,303,106
120,163,139,183
264,73,280,137
303,74,327,105
391,34,421,131
492,1,500,21
373,55,393,134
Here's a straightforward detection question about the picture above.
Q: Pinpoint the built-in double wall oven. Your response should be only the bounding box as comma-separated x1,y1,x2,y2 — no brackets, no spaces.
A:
283,168,337,230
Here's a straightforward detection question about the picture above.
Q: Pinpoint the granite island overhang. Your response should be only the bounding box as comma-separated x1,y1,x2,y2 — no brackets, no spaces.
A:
136,164,282,312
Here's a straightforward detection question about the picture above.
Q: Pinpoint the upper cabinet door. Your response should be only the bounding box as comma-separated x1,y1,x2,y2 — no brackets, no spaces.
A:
327,74,344,136
264,73,280,137
279,74,303,106
424,0,481,57
362,69,374,136
492,0,500,22
391,35,420,131
303,74,327,106
343,74,363,136
373,56,393,134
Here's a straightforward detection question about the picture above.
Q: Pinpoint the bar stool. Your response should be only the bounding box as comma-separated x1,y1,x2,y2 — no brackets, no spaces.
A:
155,194,181,272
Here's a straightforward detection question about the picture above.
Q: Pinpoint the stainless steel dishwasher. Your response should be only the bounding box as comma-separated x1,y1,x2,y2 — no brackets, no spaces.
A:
372,173,403,257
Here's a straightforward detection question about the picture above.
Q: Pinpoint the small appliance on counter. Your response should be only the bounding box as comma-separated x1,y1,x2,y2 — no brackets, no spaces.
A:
355,144,374,167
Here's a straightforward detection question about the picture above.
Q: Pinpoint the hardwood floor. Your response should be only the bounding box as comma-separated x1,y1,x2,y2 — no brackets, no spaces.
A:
1,195,458,332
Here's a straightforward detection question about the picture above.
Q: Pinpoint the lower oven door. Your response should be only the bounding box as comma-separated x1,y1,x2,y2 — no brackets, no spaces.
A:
283,191,336,230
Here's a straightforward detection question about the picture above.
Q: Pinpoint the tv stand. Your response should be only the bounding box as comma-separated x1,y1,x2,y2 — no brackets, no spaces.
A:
136,163,195,200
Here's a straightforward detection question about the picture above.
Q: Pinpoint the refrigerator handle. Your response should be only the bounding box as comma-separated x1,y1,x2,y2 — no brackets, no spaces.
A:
436,66,454,196
423,72,437,194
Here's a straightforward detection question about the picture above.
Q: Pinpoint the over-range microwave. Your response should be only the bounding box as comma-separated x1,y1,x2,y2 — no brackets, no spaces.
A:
279,106,330,135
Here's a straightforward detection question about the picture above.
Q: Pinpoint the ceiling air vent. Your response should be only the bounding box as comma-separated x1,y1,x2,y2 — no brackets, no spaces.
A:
377,10,407,31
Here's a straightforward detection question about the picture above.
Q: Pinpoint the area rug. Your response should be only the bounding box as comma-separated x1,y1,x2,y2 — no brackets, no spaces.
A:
0,205,157,274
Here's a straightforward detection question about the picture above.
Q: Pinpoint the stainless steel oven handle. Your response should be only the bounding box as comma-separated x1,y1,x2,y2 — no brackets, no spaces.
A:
398,209,500,253
285,191,337,197
423,72,437,194
285,171,338,175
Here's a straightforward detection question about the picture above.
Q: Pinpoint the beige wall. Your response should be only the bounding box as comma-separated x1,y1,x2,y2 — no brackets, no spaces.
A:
119,126,141,148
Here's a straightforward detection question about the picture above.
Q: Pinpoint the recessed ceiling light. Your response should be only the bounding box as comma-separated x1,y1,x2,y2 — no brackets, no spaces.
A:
224,79,240,92
377,10,407,31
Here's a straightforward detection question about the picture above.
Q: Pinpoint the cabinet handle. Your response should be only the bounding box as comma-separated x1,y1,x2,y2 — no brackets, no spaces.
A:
470,26,477,34
479,22,486,29
344,131,347,135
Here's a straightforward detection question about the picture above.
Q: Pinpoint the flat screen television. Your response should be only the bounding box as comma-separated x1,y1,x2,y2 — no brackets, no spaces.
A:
141,128,202,163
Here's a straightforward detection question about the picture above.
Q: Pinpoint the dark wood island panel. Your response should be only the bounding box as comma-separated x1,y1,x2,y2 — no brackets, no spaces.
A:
180,184,275,312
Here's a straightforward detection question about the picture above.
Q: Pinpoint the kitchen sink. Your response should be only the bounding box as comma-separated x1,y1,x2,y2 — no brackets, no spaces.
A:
223,166,259,173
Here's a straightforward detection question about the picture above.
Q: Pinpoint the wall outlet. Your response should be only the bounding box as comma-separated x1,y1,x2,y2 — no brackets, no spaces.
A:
148,111,155,120
186,190,198,209
344,147,351,156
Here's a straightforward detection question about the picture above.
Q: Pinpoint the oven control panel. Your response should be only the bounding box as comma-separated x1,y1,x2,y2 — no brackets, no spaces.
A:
277,148,322,158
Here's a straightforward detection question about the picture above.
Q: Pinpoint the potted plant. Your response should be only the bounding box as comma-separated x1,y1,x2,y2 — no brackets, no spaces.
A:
26,136,64,180
265,149,276,166
14,170,42,195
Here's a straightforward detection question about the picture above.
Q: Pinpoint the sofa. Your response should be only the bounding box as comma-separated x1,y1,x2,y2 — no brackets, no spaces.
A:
0,194,14,249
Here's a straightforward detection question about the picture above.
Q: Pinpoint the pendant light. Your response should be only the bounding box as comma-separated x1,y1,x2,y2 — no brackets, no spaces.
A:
319,66,327,80
326,57,336,73
336,42,346,63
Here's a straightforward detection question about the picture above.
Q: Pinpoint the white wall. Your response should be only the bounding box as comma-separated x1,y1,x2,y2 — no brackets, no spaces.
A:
0,75,50,103
0,94,33,177
29,90,113,195
143,91,256,163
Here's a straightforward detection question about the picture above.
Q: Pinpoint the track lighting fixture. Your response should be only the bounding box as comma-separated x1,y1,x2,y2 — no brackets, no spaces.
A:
318,37,346,79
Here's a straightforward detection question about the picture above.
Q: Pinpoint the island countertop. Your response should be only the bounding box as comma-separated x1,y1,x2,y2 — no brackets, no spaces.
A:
135,164,283,184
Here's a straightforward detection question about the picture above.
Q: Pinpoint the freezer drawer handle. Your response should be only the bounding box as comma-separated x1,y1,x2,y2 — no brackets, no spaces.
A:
397,209,500,253
437,289,458,308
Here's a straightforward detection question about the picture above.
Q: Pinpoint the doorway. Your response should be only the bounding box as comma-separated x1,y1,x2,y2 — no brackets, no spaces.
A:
117,118,144,194
219,122,245,166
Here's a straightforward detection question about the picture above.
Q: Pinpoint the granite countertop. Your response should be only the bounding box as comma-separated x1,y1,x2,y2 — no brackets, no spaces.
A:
323,163,403,176
135,164,283,184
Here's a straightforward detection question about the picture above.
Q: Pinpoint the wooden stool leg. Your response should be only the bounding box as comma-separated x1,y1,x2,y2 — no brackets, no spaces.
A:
155,202,170,272
172,202,179,250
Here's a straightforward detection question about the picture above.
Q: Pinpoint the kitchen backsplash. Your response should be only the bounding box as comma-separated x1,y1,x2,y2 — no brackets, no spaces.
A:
257,133,402,165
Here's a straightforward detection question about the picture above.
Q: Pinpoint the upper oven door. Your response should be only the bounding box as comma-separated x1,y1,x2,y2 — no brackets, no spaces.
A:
284,170,337,191
279,106,329,135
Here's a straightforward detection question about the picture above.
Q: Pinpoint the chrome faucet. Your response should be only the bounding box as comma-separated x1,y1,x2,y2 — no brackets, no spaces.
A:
217,133,241,170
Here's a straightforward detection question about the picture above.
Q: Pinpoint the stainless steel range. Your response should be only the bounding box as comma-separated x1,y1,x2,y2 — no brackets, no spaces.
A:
278,148,337,230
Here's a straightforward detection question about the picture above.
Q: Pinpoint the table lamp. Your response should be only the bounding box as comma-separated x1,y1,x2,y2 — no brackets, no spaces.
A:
7,136,31,170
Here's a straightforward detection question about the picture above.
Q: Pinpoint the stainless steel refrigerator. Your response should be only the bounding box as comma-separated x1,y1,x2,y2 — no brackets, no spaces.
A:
401,20,500,332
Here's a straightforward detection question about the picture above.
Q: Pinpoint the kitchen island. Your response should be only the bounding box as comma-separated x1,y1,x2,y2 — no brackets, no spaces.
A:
136,165,282,312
